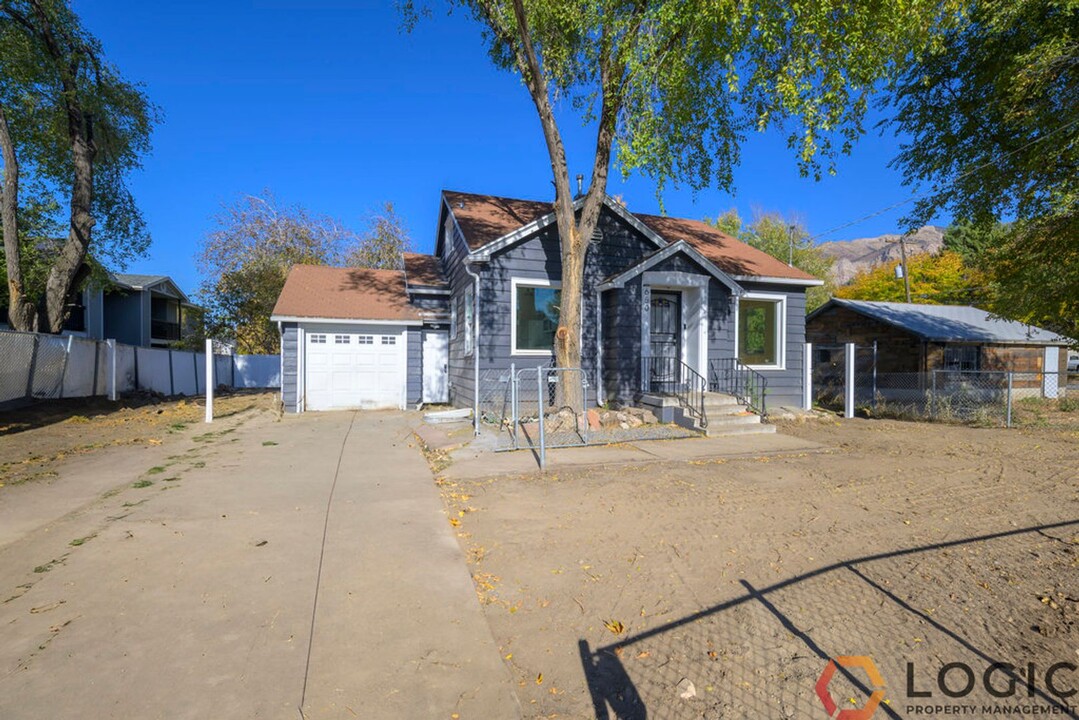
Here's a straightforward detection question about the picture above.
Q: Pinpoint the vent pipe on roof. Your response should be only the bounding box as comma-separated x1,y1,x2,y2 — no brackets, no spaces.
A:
576,174,584,196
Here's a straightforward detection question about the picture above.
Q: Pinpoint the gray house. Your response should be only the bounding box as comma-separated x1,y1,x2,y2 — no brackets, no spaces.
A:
57,273,197,347
272,190,821,417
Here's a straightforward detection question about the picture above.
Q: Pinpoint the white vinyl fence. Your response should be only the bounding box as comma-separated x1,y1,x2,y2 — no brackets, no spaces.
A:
0,329,279,407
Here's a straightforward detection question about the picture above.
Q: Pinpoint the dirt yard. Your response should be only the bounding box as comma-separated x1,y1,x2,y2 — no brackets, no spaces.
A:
0,391,277,489
439,417,1079,719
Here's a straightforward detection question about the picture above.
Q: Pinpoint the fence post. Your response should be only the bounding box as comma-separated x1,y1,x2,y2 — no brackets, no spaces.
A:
24,334,39,401
510,363,517,449
1006,372,1013,428
844,342,855,419
803,342,812,411
931,370,937,419
205,339,214,423
59,335,73,399
872,340,878,409
107,339,118,401
167,349,175,396
193,351,200,395
537,368,546,471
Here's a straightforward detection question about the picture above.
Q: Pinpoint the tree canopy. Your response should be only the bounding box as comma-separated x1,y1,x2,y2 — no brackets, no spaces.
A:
197,193,412,353
404,0,962,401
0,0,158,331
344,201,413,270
886,0,1078,339
835,250,991,307
708,209,834,311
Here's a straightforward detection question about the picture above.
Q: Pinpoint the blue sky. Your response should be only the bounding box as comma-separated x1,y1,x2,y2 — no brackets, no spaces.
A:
77,1,939,296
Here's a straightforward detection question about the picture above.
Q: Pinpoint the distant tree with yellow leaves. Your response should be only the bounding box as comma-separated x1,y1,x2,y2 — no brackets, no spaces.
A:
835,250,991,306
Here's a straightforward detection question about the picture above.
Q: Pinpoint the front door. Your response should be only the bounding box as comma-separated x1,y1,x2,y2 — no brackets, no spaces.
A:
649,292,682,387
422,330,450,403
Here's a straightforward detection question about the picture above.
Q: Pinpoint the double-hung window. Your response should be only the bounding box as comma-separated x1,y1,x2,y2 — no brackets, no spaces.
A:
737,293,786,369
512,278,561,355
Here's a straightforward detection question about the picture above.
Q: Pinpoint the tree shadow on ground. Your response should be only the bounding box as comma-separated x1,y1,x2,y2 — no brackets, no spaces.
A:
580,519,1079,720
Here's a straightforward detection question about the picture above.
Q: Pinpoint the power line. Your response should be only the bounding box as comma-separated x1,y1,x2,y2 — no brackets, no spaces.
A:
810,115,1079,243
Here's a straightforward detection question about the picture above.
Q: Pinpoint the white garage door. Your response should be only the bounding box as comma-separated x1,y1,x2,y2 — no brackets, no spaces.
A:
304,327,406,410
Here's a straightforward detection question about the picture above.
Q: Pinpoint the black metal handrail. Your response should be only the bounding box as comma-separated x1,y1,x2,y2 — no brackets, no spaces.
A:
710,357,768,416
643,356,708,428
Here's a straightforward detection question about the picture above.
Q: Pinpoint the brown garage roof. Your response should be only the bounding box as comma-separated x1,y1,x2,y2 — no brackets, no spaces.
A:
271,265,422,322
444,190,818,282
403,252,448,288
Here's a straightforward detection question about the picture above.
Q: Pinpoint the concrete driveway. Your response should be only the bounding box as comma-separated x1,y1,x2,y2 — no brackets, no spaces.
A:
0,409,519,719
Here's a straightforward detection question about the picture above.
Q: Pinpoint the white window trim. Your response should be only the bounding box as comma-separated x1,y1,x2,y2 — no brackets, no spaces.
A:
734,291,787,371
463,284,475,357
510,277,562,357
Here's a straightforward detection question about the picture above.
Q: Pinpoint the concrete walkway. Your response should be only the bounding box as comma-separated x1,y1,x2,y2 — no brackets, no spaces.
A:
442,428,826,480
0,410,519,720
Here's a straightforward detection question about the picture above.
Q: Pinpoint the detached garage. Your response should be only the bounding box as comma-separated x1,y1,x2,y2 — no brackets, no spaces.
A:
272,263,449,413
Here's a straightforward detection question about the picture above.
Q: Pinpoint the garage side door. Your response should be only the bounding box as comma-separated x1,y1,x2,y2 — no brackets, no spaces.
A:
305,328,405,410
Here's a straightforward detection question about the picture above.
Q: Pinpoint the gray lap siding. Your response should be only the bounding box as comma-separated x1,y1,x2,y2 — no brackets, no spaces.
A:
737,281,807,409
444,204,809,411
406,327,422,405
477,209,657,408
281,322,299,412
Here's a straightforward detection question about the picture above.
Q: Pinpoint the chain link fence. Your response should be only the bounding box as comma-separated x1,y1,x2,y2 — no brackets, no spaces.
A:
811,342,1068,427
476,364,697,467
0,329,280,409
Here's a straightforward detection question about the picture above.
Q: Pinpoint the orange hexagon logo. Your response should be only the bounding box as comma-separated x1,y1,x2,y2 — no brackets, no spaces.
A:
815,655,886,720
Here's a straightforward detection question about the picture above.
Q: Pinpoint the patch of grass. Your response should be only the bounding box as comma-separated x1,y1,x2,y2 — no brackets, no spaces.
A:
65,415,90,424
163,476,181,482
145,466,167,475
33,558,63,573
262,440,278,446
7,470,59,487
121,498,150,508
69,534,96,547
167,422,188,433
191,461,206,469
1058,397,1078,413
193,428,235,443
132,479,154,489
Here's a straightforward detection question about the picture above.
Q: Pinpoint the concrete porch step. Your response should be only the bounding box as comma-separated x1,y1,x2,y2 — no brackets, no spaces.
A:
700,422,777,437
704,413,763,427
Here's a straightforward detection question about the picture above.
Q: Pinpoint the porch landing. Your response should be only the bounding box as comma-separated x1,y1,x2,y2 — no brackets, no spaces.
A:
639,391,775,437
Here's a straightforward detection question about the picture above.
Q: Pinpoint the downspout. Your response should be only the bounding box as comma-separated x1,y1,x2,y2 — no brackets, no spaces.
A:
463,259,482,435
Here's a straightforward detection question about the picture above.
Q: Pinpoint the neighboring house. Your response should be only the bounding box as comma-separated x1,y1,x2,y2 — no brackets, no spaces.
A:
5,272,199,347
272,190,821,415
806,299,1071,396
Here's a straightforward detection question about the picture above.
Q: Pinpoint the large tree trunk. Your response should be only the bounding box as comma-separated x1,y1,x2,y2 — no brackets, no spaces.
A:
0,103,38,331
43,103,94,333
508,0,621,412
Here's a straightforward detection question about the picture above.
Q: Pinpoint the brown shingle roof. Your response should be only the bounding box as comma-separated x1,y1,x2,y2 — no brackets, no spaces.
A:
633,214,818,282
271,265,422,322
443,190,553,251
403,252,448,288
444,190,818,282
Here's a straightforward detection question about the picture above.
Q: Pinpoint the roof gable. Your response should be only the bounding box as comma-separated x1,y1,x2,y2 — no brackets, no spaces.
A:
810,299,1070,345
109,273,190,303
632,214,819,283
599,240,744,295
441,189,820,285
